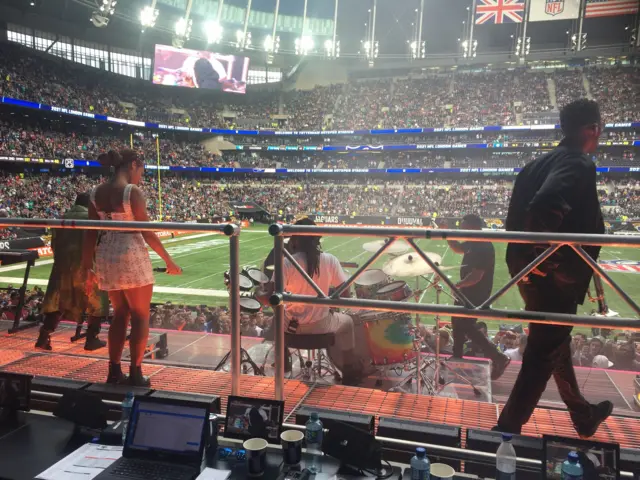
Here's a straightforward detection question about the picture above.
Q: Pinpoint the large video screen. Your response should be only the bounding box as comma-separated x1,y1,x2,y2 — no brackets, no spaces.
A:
152,44,249,94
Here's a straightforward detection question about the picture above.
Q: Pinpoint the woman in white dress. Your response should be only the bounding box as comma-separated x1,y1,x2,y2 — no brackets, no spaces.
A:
82,149,182,386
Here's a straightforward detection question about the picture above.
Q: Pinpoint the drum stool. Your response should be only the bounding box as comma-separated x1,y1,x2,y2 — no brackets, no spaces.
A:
285,332,340,383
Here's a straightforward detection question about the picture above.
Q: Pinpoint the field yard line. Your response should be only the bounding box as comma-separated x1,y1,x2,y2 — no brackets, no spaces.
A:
419,245,451,305
0,233,221,274
178,235,361,288
0,258,54,272
150,232,267,265
0,276,229,297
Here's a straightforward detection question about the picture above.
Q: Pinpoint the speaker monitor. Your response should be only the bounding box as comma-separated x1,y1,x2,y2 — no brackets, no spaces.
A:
295,407,374,435
54,390,108,430
378,417,461,471
465,428,542,480
150,390,221,414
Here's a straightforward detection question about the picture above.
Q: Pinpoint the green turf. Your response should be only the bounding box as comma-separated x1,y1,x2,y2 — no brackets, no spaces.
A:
2,226,639,334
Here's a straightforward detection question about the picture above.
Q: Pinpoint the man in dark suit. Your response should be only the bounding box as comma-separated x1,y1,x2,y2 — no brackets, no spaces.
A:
447,214,510,380
495,99,612,438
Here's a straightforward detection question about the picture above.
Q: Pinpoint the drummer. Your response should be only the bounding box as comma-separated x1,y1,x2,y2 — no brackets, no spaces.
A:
256,217,364,385
446,214,510,380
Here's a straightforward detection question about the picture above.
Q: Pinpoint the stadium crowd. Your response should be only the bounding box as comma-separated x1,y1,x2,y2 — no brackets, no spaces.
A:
423,321,640,371
1,173,638,223
2,286,638,371
2,41,639,131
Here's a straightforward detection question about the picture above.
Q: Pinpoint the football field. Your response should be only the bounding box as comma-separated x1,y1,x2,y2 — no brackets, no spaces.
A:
2,226,639,333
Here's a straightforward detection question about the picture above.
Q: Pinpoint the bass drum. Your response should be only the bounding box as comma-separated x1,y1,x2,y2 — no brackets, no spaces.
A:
326,310,376,377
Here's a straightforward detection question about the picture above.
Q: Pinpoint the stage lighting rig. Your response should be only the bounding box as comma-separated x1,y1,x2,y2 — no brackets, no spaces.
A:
90,0,116,28
205,21,223,44
140,1,159,32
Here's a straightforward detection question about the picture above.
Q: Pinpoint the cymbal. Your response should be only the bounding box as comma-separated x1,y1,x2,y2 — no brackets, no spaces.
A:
383,252,455,277
362,239,410,254
265,265,274,271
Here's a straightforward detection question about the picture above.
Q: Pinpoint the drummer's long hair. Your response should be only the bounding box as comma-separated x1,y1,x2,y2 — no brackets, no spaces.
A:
291,217,322,277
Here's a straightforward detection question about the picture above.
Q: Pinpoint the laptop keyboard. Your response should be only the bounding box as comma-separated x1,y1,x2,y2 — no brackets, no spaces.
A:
110,459,195,480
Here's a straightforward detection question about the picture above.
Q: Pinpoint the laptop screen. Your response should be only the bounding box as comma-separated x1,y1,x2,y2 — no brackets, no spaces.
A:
543,435,620,480
126,400,208,456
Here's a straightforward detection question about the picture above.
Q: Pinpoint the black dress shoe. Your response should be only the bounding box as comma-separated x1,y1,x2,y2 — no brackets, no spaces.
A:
35,330,52,351
573,401,613,438
84,337,107,351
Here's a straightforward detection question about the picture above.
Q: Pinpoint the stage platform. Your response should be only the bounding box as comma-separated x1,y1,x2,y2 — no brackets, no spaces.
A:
0,320,639,450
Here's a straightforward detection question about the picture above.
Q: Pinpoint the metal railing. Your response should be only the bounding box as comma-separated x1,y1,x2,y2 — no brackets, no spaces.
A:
0,218,243,395
268,224,640,399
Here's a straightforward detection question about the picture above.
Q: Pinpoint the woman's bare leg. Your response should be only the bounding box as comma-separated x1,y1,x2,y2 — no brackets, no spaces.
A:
123,284,153,368
108,291,129,364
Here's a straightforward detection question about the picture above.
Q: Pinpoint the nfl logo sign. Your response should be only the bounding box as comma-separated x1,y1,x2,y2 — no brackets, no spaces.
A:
545,0,564,15
64,158,74,168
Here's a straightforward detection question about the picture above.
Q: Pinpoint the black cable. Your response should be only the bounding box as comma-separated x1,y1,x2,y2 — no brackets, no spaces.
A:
362,460,394,479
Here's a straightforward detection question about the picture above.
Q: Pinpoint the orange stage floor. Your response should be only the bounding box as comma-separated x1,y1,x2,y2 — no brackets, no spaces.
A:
1,322,639,450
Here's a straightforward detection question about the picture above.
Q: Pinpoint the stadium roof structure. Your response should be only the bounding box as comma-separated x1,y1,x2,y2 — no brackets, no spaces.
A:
4,0,637,64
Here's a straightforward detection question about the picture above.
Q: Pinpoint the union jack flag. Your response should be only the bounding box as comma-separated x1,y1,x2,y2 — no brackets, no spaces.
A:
475,0,525,24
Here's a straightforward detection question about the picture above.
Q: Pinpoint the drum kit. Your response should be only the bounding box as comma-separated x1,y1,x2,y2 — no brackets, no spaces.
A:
216,267,272,374
328,239,478,396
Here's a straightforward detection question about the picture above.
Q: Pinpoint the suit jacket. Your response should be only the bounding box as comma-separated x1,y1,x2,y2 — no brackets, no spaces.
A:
505,140,604,305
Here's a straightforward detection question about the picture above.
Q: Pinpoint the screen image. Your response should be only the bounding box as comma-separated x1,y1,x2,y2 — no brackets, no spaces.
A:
153,44,249,94
544,437,619,480
127,401,207,455
225,396,284,442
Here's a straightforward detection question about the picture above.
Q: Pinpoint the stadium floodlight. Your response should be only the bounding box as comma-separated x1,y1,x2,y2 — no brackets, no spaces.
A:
235,30,251,49
204,20,223,44
91,0,116,28
172,17,192,48
295,34,314,56
264,35,280,53
140,5,159,31
324,39,340,58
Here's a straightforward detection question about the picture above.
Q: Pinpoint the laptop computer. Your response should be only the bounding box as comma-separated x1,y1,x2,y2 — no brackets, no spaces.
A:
95,396,211,480
542,434,620,480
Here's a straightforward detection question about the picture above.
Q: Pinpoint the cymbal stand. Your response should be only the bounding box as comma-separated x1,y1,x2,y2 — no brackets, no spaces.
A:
390,275,438,395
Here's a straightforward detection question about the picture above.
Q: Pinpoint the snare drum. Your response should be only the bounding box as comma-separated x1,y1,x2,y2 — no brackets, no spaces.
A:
240,297,262,314
360,311,416,366
245,268,269,286
375,281,413,302
354,269,391,299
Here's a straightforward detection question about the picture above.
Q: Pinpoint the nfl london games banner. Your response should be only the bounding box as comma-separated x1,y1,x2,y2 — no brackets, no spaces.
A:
529,0,581,21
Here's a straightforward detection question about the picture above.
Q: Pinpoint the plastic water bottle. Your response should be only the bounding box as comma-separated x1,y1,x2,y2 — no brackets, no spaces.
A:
561,452,584,480
305,412,323,474
121,392,134,445
410,447,430,480
496,433,517,480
